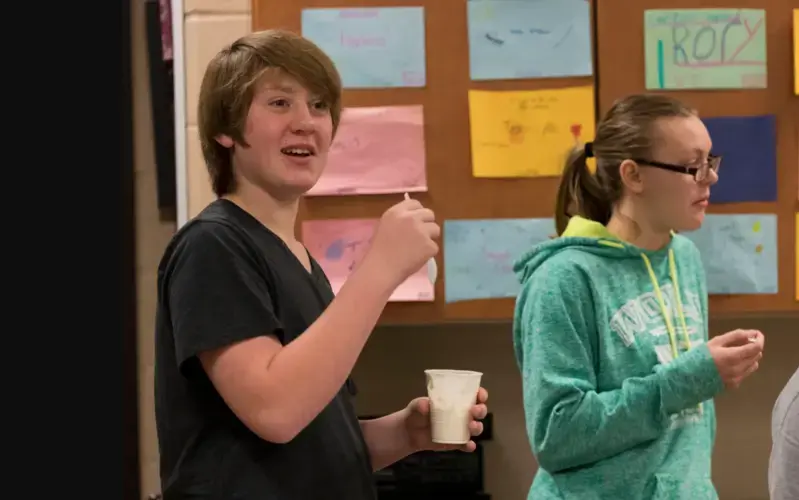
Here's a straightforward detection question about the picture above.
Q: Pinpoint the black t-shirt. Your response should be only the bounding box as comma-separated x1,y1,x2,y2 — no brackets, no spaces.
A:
154,199,376,500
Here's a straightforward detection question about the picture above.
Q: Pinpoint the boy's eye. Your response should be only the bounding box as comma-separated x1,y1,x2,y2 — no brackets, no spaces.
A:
270,98,289,107
313,100,329,110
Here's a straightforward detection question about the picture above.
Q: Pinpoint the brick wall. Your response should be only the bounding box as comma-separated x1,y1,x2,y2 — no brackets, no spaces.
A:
133,0,253,495
183,0,251,218
131,0,177,495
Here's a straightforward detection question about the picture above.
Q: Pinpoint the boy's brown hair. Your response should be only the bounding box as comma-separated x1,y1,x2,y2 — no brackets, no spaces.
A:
197,29,343,197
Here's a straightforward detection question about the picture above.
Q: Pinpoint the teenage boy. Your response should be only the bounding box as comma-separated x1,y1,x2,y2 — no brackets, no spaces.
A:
153,29,489,499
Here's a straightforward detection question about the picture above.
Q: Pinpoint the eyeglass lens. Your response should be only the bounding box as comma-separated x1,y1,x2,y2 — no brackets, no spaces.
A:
696,157,721,182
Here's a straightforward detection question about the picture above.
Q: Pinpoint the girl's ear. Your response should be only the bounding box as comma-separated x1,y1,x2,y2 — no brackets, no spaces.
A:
619,159,644,195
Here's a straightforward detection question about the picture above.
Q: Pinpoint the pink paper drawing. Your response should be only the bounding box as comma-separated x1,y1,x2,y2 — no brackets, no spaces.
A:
307,105,428,196
301,218,434,302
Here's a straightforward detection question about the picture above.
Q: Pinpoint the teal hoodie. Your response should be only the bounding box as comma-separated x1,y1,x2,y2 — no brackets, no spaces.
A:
512,216,724,500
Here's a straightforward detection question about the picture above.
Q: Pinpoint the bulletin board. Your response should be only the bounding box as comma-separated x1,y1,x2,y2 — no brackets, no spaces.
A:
596,0,798,315
251,0,798,324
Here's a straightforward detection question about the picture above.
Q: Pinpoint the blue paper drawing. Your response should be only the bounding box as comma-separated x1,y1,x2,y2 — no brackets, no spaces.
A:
323,237,370,271
301,7,426,89
702,114,777,203
682,214,778,294
324,239,346,260
467,0,593,81
443,218,555,303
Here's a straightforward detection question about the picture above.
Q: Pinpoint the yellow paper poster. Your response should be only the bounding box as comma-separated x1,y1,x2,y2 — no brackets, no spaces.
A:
468,86,596,178
794,10,799,95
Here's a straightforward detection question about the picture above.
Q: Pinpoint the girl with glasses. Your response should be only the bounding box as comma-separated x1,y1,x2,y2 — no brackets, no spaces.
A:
512,94,764,499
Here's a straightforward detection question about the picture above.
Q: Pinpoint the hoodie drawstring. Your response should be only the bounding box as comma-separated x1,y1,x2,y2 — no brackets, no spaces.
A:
640,249,692,360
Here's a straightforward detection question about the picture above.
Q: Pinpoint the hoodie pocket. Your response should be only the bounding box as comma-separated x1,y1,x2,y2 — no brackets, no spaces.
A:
653,473,718,500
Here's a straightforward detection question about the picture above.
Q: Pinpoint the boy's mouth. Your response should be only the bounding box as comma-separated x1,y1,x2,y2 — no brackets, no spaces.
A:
281,146,315,157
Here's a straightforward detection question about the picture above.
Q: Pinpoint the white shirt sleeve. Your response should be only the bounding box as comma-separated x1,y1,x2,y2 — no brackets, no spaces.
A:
769,369,799,500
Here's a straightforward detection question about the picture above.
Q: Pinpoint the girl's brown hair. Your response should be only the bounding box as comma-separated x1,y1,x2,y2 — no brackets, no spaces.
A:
554,94,696,235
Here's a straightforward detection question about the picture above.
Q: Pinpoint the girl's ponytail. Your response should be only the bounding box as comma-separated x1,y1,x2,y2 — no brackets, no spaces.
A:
554,143,612,235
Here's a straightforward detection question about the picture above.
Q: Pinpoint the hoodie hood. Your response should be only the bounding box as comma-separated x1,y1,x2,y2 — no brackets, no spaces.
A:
513,216,675,284
514,215,694,365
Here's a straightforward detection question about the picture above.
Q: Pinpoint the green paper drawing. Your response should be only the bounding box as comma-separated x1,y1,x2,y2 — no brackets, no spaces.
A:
644,9,767,90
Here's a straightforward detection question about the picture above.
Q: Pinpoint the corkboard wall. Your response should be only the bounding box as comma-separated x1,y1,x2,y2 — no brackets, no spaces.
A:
252,0,596,324
249,0,797,322
596,0,798,314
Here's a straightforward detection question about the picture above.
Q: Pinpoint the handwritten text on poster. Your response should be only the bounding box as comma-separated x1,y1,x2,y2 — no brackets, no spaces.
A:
644,9,767,90
301,7,426,89
466,0,592,80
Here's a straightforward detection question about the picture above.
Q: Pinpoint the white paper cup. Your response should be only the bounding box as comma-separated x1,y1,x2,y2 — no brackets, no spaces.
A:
425,369,483,444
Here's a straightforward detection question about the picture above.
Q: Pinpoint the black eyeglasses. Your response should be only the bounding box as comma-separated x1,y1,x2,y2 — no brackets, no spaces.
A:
631,154,722,182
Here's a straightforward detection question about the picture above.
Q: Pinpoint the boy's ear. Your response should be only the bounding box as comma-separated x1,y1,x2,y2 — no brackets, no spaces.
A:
215,134,234,148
